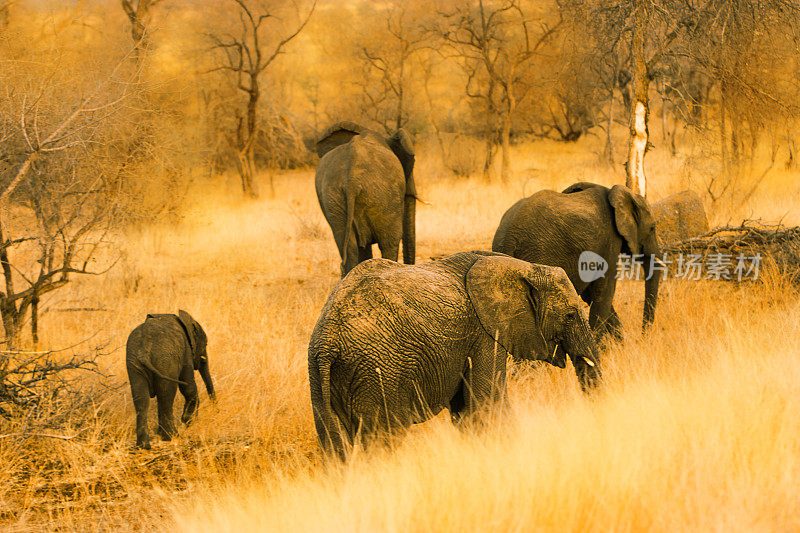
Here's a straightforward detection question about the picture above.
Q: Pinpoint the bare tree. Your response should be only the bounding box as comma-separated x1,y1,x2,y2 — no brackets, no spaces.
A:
0,52,136,352
121,0,164,57
207,0,316,198
0,345,106,419
437,0,559,182
518,19,611,148
562,0,755,196
688,1,800,175
352,0,431,133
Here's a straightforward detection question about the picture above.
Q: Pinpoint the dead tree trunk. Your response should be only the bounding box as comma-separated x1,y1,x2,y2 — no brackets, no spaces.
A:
121,0,162,62
0,218,21,351
30,293,39,348
604,88,616,165
208,0,316,199
482,80,497,182
625,0,651,197
236,74,260,199
659,78,676,156
499,89,516,183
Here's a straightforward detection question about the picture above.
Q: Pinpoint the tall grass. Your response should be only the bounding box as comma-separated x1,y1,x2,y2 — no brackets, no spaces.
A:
175,275,800,532
1,139,798,531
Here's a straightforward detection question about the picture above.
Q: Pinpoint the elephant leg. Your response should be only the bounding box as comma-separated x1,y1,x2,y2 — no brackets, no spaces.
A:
127,363,152,449
354,415,381,453
355,409,411,455
155,380,179,441
342,233,360,275
587,278,618,341
358,244,373,263
458,348,509,426
449,381,466,425
133,395,151,449
377,238,399,262
178,365,199,425
606,306,624,343
132,389,152,449
349,375,415,454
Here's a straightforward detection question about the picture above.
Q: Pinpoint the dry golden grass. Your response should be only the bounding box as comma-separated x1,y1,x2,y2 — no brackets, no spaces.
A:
2,139,799,531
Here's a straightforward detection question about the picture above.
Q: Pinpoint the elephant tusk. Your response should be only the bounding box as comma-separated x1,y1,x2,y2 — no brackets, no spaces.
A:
552,345,558,360
582,357,595,367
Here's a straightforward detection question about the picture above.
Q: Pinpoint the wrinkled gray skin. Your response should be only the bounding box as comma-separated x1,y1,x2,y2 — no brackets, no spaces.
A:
493,182,661,340
126,310,215,449
315,121,416,277
308,251,601,460
651,190,709,245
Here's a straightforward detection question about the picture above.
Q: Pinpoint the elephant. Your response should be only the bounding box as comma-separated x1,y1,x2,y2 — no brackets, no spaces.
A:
126,310,215,449
315,121,416,276
492,182,661,341
308,251,601,460
651,190,709,245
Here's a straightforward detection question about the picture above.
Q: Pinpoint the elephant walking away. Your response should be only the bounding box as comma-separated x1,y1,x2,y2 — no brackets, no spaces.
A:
308,251,601,460
126,310,215,449
651,190,709,245
493,182,661,340
315,121,416,276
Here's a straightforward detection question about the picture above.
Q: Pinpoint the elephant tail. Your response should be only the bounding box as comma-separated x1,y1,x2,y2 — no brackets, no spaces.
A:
311,348,346,460
339,191,356,275
141,360,188,386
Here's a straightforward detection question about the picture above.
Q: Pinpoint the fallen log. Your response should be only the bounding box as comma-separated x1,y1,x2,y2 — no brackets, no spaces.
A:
661,220,800,283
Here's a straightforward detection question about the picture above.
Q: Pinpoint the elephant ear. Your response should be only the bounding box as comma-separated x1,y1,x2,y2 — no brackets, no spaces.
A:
466,256,548,360
315,121,365,158
609,185,641,255
387,129,416,197
177,309,197,356
562,181,601,194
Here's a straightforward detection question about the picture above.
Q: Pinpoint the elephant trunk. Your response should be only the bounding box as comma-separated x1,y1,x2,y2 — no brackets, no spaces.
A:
642,241,661,332
199,360,216,401
565,317,602,392
402,193,416,265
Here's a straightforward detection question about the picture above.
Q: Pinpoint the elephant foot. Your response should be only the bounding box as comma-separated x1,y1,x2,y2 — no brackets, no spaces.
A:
157,427,177,442
136,440,152,450
593,327,624,348
181,411,197,426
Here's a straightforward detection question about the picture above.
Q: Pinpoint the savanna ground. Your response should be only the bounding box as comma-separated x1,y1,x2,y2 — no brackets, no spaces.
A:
2,138,799,531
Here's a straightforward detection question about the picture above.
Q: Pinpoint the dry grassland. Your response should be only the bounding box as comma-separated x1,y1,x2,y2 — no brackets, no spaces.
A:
2,139,799,531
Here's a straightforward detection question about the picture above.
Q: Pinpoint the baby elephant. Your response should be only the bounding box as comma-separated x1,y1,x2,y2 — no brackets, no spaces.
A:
126,310,215,449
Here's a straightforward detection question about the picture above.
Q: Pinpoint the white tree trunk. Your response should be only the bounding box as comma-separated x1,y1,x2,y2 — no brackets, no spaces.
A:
626,0,649,198
627,100,648,196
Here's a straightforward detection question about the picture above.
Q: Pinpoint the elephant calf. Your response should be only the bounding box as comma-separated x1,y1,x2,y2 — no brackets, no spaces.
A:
308,251,601,460
126,310,215,449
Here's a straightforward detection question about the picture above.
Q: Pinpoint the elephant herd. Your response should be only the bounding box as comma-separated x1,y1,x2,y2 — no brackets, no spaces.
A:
127,122,708,460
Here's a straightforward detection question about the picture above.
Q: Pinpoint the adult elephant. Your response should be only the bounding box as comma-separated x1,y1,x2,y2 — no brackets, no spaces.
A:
126,310,215,449
308,251,601,460
492,182,661,340
651,190,709,245
315,121,416,276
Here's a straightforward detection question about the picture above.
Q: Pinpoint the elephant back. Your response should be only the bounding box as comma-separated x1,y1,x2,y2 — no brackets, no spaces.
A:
316,122,387,159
